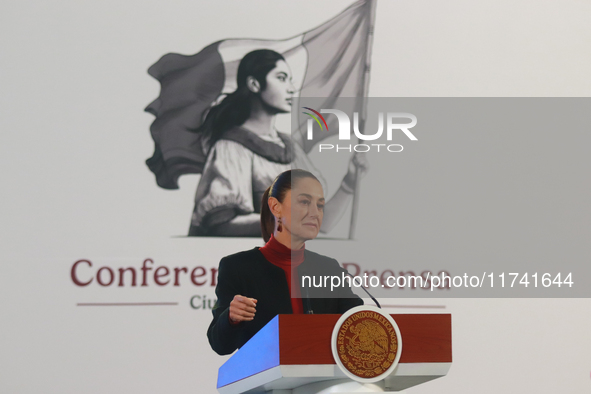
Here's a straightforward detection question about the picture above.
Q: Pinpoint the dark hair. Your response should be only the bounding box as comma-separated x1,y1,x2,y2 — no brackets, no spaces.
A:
199,49,285,151
260,169,321,242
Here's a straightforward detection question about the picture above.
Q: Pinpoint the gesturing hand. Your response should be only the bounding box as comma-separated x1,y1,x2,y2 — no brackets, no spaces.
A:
229,295,257,324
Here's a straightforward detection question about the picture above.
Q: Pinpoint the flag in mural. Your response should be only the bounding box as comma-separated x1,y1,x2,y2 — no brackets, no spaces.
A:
146,0,375,190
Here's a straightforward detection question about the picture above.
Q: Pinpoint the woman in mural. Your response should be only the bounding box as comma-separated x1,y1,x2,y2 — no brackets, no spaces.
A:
207,169,363,355
189,49,367,236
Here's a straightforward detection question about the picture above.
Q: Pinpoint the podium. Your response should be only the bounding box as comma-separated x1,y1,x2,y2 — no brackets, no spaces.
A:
217,313,452,394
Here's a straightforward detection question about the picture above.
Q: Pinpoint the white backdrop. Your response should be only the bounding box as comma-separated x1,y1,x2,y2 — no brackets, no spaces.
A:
1,0,590,393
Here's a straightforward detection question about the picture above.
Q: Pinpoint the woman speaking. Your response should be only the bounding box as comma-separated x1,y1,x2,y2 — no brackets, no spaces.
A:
207,169,363,355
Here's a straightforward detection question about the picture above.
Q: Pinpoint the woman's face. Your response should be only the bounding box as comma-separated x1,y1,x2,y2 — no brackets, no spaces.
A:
280,177,325,243
260,60,296,113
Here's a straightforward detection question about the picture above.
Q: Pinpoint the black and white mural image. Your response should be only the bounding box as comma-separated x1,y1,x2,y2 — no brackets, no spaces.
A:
145,0,375,237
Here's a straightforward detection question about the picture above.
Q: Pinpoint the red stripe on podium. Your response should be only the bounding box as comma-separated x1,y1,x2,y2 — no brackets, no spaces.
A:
278,314,452,364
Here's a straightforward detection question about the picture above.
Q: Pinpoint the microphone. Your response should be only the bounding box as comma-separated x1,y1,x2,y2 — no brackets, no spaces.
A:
342,270,382,309
303,285,313,314
300,269,381,313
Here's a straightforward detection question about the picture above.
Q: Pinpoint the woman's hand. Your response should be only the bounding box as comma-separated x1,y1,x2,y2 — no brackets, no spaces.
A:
349,151,369,177
229,295,257,324
342,152,370,193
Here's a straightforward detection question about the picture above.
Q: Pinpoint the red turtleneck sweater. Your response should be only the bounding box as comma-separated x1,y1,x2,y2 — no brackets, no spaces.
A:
259,234,304,314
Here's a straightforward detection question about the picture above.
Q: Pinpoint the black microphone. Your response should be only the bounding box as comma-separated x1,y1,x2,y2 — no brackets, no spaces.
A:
303,285,313,314
342,270,381,309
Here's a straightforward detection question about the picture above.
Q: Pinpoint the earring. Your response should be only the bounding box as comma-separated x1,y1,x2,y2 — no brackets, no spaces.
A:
277,217,283,232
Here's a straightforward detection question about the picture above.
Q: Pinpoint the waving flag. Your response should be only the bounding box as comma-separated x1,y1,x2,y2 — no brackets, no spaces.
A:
146,0,376,189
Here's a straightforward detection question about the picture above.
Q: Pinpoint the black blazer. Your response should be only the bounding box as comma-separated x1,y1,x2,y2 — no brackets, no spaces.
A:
207,247,363,355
